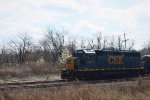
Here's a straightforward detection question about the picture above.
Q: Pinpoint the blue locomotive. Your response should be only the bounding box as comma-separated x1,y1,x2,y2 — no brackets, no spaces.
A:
61,49,147,80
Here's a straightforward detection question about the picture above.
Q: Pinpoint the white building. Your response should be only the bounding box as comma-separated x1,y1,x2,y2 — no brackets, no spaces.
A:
59,47,72,63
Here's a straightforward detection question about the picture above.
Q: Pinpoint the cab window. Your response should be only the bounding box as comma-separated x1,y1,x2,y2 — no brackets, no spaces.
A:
87,55,94,64
87,55,94,60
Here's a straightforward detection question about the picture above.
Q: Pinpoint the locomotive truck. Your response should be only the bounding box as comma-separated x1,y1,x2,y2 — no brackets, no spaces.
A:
61,49,149,80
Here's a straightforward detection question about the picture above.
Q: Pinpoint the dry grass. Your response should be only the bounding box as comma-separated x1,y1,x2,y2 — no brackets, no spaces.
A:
29,62,63,74
0,62,64,79
0,79,150,100
0,66,30,78
0,63,150,100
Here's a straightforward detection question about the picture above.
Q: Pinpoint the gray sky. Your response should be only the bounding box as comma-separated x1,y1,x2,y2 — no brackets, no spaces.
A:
0,0,150,50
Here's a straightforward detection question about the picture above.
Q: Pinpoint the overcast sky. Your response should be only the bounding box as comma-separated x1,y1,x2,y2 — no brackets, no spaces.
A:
0,0,150,50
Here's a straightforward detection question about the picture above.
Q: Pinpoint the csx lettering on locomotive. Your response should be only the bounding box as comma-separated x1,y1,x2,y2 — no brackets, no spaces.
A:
108,55,124,64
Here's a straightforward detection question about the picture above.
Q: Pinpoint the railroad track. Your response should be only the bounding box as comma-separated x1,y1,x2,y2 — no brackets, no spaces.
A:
0,76,149,92
0,80,68,91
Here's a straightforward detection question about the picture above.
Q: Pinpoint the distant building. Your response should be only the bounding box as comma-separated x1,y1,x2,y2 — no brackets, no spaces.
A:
36,56,45,65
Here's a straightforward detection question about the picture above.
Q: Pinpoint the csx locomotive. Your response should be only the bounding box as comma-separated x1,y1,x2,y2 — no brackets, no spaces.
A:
61,49,149,80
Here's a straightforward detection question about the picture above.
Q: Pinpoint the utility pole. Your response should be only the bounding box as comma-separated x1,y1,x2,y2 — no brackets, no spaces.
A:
122,33,129,49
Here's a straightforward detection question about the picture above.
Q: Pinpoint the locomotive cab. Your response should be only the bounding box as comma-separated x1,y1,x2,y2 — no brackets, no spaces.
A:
61,49,96,79
74,49,96,69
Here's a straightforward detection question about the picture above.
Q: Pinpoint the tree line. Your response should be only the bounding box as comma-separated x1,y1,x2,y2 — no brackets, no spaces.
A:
0,29,149,66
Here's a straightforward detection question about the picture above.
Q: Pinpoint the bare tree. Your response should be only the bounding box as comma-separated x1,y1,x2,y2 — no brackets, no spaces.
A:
67,36,77,53
117,35,123,50
40,38,53,63
96,32,102,49
108,35,115,50
25,44,43,62
141,41,150,56
87,38,95,49
147,42,150,54
80,38,86,49
9,33,32,64
103,36,109,50
0,45,5,66
42,29,66,64
128,39,135,50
